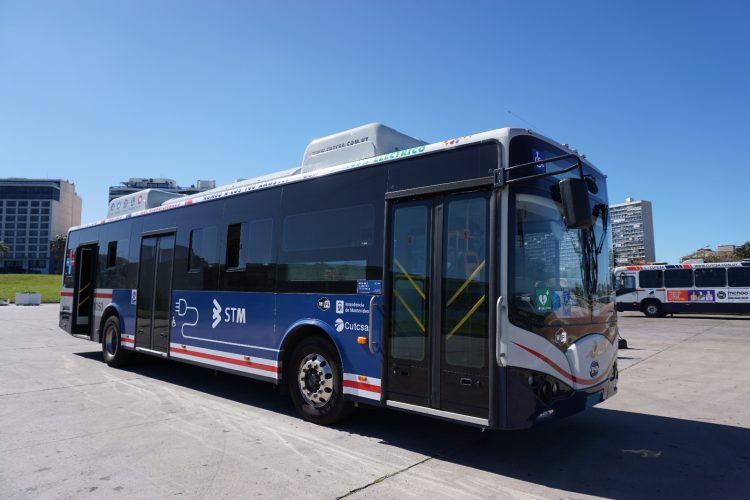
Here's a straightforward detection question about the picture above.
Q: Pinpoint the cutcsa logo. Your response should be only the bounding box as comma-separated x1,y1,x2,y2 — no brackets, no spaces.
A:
333,318,367,333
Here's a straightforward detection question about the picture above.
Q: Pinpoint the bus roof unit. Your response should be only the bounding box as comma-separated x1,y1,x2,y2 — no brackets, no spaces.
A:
301,123,426,172
108,188,183,218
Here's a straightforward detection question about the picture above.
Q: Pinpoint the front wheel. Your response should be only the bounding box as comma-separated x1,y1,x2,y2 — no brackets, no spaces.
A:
288,337,353,425
101,316,133,367
643,301,662,318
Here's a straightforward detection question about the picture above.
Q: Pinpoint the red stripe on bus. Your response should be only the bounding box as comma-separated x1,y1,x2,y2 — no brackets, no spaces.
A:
94,293,113,299
343,380,382,393
169,347,279,373
513,342,611,386
60,291,73,297
121,337,134,344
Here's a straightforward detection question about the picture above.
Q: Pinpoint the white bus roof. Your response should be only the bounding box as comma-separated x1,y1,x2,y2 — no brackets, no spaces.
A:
72,124,602,230
614,262,749,272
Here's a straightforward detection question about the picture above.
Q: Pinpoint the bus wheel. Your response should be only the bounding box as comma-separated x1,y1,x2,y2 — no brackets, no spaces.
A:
101,316,132,367
643,301,662,318
288,337,353,425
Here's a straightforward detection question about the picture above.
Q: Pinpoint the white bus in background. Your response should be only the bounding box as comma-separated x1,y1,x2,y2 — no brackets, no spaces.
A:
614,261,750,317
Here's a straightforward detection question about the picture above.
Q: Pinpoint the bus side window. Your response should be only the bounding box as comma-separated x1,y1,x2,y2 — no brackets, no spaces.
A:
695,268,726,287
225,223,246,269
615,274,635,294
639,270,662,288
728,267,750,287
622,275,635,290
664,269,693,288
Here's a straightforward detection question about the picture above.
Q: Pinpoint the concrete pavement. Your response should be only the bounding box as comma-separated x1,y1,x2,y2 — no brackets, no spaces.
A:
1,305,748,499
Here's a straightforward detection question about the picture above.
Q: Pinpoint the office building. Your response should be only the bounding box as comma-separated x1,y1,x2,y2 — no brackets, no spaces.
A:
610,197,656,265
108,178,215,202
0,178,82,273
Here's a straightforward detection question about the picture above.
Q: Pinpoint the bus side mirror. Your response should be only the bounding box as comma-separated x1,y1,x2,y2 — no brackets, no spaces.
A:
559,178,593,229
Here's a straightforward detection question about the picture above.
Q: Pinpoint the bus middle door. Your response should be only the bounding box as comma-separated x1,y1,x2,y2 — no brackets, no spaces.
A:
135,233,175,355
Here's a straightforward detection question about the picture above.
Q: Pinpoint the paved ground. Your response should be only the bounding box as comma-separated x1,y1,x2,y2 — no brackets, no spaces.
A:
1,305,749,499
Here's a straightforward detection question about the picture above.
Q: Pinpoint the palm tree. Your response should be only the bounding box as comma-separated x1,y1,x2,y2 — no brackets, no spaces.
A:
50,234,67,274
0,240,10,260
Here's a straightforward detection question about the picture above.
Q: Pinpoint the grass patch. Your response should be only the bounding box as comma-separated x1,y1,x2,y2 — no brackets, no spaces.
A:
0,274,62,303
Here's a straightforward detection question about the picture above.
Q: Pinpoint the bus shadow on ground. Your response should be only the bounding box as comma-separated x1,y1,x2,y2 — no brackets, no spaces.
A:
73,350,297,418
620,313,750,321
74,350,750,499
343,407,750,499
663,315,750,321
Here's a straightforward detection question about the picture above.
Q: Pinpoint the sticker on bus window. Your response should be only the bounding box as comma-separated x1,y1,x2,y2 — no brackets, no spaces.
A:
357,280,382,295
562,290,572,315
532,149,546,172
535,288,552,312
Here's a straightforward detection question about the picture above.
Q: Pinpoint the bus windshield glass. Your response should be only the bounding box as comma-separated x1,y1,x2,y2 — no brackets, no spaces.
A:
507,136,615,347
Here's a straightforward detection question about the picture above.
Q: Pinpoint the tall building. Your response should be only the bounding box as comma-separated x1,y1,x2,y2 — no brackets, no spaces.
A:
108,178,215,202
610,197,656,265
0,178,82,273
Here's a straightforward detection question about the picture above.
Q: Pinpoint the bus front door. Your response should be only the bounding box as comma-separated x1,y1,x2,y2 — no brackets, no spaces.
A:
386,192,491,421
135,233,175,354
72,244,97,335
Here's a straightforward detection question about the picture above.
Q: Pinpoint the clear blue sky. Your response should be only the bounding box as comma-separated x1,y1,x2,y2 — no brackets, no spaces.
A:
1,0,748,263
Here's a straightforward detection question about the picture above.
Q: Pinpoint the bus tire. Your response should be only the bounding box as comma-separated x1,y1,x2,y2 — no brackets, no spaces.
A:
101,315,132,367
288,336,353,425
642,300,662,318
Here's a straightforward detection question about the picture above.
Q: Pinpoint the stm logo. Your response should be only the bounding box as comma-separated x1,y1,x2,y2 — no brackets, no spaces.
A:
212,299,222,328
212,299,246,329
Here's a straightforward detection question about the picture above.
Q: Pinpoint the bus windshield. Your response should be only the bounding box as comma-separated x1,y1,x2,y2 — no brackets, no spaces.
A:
507,138,615,348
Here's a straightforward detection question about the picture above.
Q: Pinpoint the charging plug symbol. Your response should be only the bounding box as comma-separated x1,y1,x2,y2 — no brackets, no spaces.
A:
174,298,199,336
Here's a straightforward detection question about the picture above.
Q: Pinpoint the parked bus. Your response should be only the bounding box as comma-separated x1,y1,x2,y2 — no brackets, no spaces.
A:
614,262,750,317
59,123,618,429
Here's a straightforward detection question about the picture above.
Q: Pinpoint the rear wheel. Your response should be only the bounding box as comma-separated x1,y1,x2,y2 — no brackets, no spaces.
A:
102,316,132,367
643,300,662,318
288,337,353,425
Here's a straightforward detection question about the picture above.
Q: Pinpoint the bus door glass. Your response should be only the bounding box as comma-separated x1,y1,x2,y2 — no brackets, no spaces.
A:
73,244,97,333
135,233,175,353
386,191,491,419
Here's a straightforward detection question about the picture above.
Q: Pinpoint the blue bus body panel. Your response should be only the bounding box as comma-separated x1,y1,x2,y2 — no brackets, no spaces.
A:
170,290,278,357
164,290,383,398
112,289,136,335
275,294,382,379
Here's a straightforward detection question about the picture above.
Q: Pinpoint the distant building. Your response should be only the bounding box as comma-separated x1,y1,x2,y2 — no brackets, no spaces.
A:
610,197,656,265
717,244,737,258
108,178,215,202
0,178,82,273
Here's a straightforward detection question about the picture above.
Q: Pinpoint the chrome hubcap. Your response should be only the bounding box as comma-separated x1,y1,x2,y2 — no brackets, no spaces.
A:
298,353,334,408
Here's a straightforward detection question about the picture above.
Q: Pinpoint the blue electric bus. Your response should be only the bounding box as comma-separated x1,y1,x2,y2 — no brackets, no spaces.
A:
59,123,618,429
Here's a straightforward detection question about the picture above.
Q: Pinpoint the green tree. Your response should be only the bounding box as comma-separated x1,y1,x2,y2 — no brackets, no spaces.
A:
50,234,67,274
680,248,727,263
0,240,9,259
736,241,750,260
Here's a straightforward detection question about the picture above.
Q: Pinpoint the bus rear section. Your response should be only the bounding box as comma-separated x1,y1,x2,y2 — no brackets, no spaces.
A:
58,124,618,429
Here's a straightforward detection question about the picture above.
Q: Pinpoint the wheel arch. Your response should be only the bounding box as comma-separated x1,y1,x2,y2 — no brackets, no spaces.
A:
279,319,346,383
98,304,124,343
640,297,662,310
